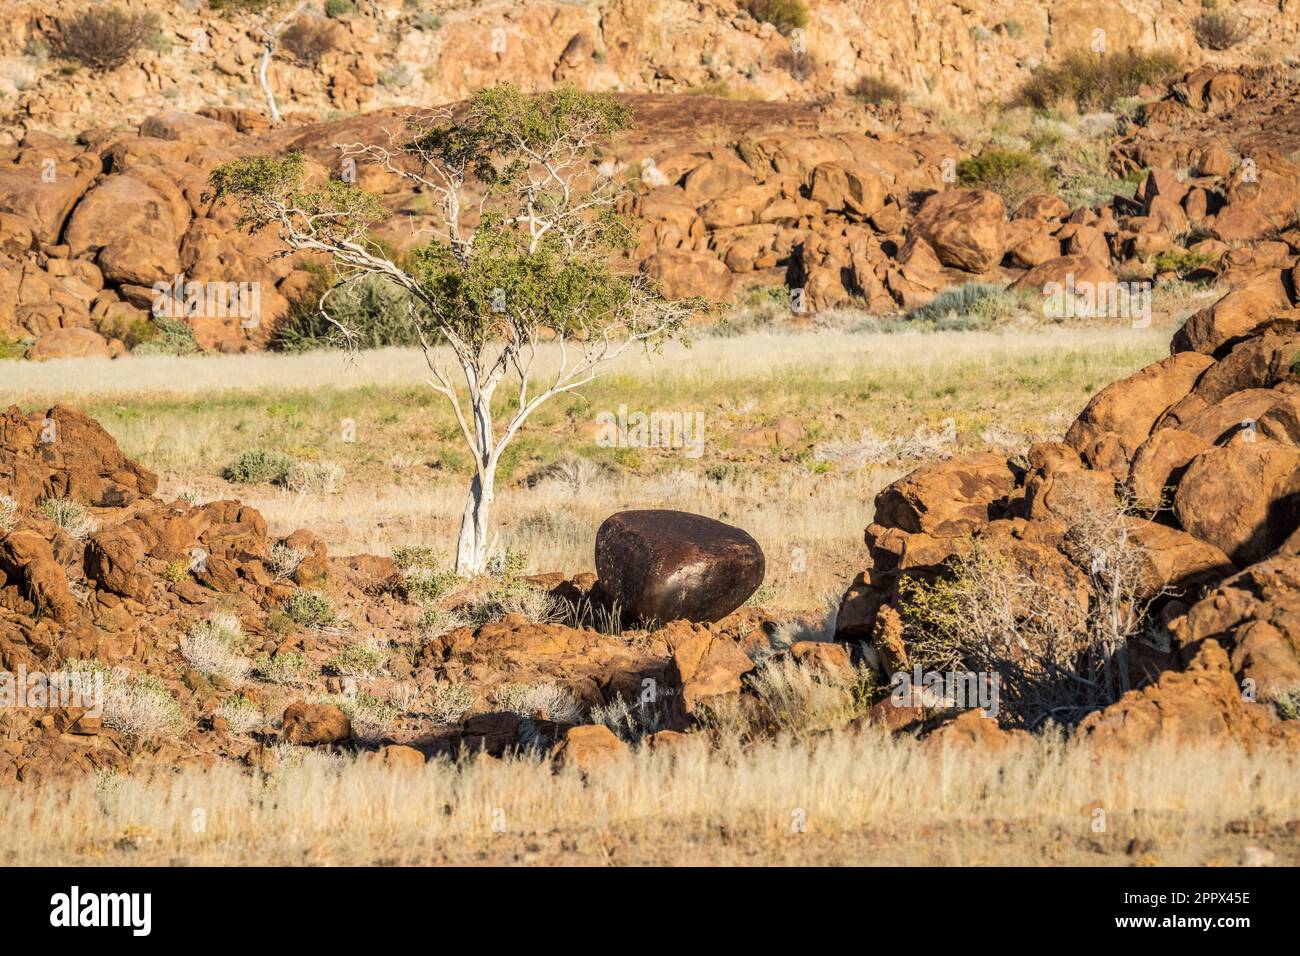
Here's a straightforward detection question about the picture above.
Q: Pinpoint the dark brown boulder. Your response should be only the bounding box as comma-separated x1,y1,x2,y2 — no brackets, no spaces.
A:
594,510,764,624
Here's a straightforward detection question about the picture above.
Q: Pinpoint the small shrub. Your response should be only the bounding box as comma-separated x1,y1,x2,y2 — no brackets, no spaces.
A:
273,273,430,351
40,497,96,538
414,12,444,31
379,63,413,88
908,283,1021,325
52,7,158,73
957,148,1055,210
266,543,307,581
181,614,250,685
403,568,459,604
218,694,264,734
1152,248,1219,277
1273,691,1299,721
280,16,337,65
485,546,529,578
66,661,187,738
325,0,357,18
493,682,584,722
393,547,460,604
392,545,441,570
850,74,906,105
333,691,396,743
748,656,876,735
208,0,276,12
283,590,336,629
253,651,313,686
225,448,295,485
131,317,198,356
589,694,671,743
427,681,475,724
162,560,189,584
525,455,613,494
1194,12,1249,51
417,607,467,642
745,0,808,35
1014,50,1182,111
462,582,560,627
328,640,385,679
285,459,345,494
0,495,18,534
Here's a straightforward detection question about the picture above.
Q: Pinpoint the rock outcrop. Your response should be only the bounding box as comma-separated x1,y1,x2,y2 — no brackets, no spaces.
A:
835,275,1300,744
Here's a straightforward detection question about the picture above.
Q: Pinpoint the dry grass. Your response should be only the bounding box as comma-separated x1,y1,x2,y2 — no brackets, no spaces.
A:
2,326,1170,613
3,730,1296,866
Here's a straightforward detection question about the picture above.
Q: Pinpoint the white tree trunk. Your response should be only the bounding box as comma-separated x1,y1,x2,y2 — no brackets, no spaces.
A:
259,42,281,125
455,469,494,575
454,387,498,575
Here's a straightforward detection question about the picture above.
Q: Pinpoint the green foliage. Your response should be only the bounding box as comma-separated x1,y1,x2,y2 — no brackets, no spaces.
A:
208,0,276,12
485,546,529,578
908,283,1023,327
52,7,159,73
274,272,430,351
1152,248,1219,277
957,148,1055,209
163,560,189,584
41,497,94,537
745,0,809,35
217,694,263,734
207,153,386,241
379,63,412,88
325,0,357,17
328,641,385,678
0,337,29,360
225,448,295,484
403,567,459,604
131,317,199,356
284,590,336,628
1013,50,1182,111
97,312,158,350
252,651,313,685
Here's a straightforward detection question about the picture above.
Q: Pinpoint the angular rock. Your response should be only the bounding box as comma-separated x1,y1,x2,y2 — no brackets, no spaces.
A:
550,724,628,772
1173,439,1300,565
910,188,1006,273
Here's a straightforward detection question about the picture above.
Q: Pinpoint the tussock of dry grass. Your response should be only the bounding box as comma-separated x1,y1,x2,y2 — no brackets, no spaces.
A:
4,731,1297,866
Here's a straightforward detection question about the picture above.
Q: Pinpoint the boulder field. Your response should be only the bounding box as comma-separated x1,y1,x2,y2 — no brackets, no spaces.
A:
4,64,1300,358
834,278,1300,746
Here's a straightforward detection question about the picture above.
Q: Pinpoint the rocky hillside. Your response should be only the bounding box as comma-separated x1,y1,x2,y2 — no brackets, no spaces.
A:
2,0,1297,137
4,63,1300,359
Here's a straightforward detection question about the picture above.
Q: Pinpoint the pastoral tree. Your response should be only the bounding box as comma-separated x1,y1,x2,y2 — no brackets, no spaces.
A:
208,85,696,574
